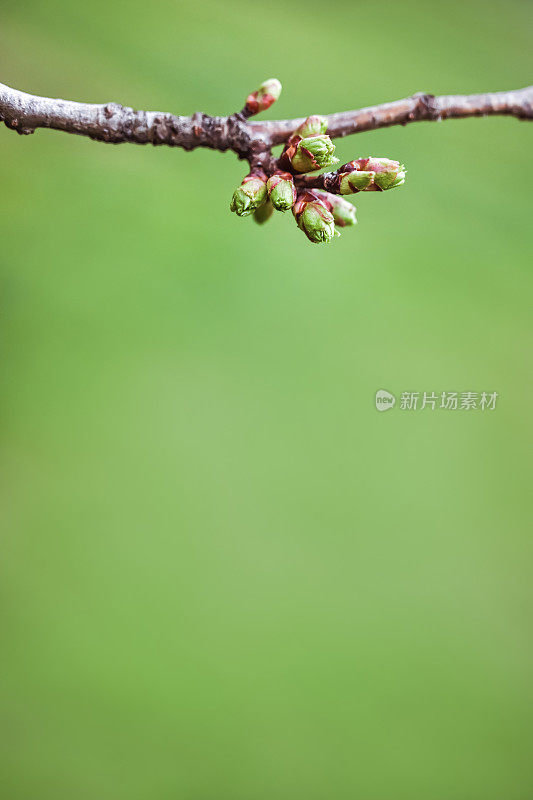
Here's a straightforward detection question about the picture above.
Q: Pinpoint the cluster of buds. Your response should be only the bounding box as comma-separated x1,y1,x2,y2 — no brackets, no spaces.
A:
230,79,407,244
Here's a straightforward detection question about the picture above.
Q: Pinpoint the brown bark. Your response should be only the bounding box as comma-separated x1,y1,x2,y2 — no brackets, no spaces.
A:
1,81,531,177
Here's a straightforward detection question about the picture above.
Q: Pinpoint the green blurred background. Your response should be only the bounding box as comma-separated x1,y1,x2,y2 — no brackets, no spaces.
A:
1,0,532,797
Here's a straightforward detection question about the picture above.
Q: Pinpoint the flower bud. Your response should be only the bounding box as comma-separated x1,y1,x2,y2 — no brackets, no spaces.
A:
294,115,328,138
289,135,339,173
338,157,406,194
338,170,374,194
358,157,406,189
293,191,337,244
313,190,357,227
267,172,297,211
230,172,267,216
245,78,282,115
294,135,339,173
254,201,274,224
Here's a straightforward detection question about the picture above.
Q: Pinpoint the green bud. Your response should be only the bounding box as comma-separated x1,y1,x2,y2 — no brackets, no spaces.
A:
230,175,267,216
389,170,406,189
270,182,295,211
254,201,274,224
294,115,328,138
293,195,337,244
267,172,296,211
314,190,357,227
258,78,282,102
339,170,373,194
299,203,336,243
333,201,357,227
337,158,406,194
364,157,405,189
245,78,282,114
291,135,339,173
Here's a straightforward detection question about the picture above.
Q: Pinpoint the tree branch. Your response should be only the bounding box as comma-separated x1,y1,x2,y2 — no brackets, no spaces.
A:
0,82,255,157
1,82,531,164
3,79,531,245
255,86,533,146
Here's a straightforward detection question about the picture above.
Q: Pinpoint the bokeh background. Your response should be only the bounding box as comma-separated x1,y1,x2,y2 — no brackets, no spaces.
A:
1,0,532,797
